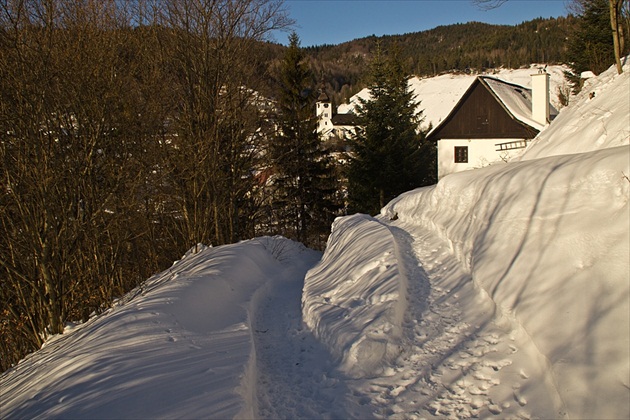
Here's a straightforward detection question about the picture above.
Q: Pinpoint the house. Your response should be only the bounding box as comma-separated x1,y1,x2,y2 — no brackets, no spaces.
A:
316,86,358,141
427,71,558,179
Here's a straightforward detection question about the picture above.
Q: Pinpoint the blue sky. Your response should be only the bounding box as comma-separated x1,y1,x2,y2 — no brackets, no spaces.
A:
275,0,569,47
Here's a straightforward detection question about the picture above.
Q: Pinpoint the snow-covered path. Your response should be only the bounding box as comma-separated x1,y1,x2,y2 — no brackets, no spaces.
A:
363,220,563,418
252,259,372,419
2,60,628,419
251,218,561,419
292,212,564,419
246,216,564,419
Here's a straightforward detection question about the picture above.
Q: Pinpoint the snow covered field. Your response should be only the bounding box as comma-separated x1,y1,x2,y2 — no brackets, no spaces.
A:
1,62,628,419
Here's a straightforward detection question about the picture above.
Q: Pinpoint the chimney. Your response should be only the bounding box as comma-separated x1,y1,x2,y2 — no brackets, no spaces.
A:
531,70,550,126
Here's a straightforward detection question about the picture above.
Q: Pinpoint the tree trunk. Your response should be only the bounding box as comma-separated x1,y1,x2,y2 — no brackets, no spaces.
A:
379,188,385,210
610,0,624,74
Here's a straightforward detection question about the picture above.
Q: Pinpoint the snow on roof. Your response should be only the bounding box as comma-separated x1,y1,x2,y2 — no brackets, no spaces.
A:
339,65,570,133
426,74,560,138
481,75,556,132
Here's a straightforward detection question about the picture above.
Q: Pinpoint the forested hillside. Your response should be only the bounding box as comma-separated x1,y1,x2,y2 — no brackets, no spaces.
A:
299,16,576,106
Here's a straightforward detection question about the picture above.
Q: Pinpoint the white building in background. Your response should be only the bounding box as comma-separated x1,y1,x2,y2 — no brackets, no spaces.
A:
316,86,357,142
427,71,558,179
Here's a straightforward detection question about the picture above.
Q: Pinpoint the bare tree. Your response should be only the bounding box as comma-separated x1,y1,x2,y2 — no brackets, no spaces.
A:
0,0,168,370
0,0,293,371
159,0,292,248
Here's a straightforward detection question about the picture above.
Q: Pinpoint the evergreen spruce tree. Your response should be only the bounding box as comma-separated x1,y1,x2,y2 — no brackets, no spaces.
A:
269,33,340,248
347,43,435,215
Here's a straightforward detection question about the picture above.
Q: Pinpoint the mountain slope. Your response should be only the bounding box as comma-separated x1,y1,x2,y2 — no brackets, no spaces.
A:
304,17,575,105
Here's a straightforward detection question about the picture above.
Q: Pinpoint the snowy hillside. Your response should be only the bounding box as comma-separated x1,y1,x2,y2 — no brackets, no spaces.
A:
337,64,571,130
307,61,628,418
1,62,628,419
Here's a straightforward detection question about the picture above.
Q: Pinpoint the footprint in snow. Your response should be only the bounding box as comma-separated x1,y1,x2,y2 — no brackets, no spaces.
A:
488,403,503,415
513,389,527,406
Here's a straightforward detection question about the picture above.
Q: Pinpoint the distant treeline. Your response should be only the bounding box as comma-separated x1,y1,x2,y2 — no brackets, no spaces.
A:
300,17,576,106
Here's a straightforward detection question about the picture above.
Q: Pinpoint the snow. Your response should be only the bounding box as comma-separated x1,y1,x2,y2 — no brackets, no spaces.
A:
379,61,630,418
519,63,630,160
302,214,405,379
1,62,629,419
482,76,547,131
0,238,323,419
337,64,570,131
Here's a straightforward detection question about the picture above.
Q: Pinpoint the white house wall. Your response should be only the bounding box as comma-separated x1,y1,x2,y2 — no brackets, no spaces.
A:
437,138,525,179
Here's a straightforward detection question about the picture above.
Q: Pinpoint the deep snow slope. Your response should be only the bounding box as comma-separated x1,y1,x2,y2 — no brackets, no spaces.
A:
0,238,321,419
520,62,630,159
379,63,630,418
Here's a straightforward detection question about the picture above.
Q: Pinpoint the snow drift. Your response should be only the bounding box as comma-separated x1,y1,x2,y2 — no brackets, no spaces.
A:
519,63,630,160
381,64,630,418
304,62,629,418
302,214,406,378
0,237,319,419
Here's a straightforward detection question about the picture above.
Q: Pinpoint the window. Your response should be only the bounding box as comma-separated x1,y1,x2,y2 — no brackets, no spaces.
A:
454,146,468,163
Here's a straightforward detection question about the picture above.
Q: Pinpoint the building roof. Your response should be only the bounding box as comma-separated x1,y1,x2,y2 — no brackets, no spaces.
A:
482,76,558,131
317,90,330,102
427,75,558,140
331,113,358,126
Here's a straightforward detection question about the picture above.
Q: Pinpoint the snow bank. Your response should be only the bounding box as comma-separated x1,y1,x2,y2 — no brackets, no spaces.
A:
302,214,406,378
520,61,630,160
0,237,314,420
382,63,630,419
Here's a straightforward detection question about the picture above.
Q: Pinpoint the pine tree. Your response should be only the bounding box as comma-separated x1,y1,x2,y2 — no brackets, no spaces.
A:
269,33,340,248
347,43,435,215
